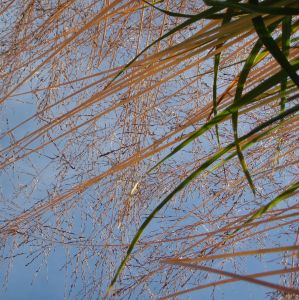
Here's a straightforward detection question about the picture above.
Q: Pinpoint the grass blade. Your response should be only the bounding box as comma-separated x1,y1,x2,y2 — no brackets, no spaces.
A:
251,1,299,87
281,16,292,111
204,0,299,16
231,21,280,194
148,58,299,173
142,0,196,18
231,40,263,194
229,181,299,236
213,8,234,146
143,1,246,19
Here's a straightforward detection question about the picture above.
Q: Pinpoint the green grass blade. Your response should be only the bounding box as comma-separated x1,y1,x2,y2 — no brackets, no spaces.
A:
232,18,293,194
281,16,292,111
209,119,285,174
147,58,299,173
204,0,299,16
142,1,247,19
209,88,299,174
108,104,299,294
213,51,221,146
229,181,299,236
213,8,234,146
230,21,280,194
244,182,299,224
142,0,195,18
250,1,299,87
